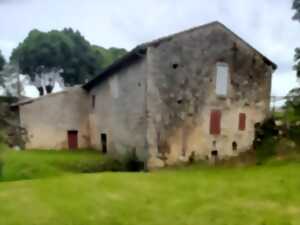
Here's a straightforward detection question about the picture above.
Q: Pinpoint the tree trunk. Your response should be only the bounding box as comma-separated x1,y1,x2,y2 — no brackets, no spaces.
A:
45,85,53,94
37,87,44,96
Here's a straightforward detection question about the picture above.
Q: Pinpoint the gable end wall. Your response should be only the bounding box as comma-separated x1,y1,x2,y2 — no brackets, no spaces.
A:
145,23,273,167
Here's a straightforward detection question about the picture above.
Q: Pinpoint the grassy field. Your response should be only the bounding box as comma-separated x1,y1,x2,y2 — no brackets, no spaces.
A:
0,149,119,181
0,160,300,225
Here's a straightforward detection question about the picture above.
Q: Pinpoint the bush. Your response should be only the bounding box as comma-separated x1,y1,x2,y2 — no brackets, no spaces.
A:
288,125,300,145
255,137,277,164
0,155,3,178
0,131,6,146
0,150,127,182
254,118,279,164
122,150,144,172
57,155,125,173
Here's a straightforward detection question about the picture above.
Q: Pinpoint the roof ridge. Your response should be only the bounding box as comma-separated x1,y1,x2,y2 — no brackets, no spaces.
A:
140,21,220,48
139,21,276,69
83,21,277,91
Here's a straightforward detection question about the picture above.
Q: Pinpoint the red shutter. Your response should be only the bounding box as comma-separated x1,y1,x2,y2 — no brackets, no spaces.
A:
210,110,221,135
239,113,246,131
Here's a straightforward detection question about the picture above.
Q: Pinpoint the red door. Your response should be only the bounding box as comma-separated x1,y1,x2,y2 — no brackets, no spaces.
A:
68,130,78,149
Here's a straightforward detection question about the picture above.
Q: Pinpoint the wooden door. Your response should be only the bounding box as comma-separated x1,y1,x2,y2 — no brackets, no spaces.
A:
68,130,78,149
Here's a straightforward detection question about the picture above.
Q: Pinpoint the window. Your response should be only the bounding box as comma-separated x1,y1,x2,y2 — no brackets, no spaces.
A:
92,95,96,109
239,113,246,131
109,77,119,98
101,133,107,154
216,63,229,96
210,110,221,135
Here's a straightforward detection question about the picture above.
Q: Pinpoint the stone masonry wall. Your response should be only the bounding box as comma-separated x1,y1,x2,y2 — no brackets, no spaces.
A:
89,58,148,161
146,23,273,168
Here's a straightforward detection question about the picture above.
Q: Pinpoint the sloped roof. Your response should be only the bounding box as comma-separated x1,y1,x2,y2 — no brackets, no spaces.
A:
83,46,147,91
11,86,82,108
83,21,277,91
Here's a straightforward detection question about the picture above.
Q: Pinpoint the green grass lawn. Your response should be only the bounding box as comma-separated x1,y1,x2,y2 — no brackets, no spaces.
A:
0,150,119,181
0,161,300,225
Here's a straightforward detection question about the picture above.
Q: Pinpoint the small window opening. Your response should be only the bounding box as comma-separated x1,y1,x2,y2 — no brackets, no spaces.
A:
172,63,179,69
216,63,229,96
92,95,96,109
232,141,237,151
177,99,183,105
211,150,218,157
101,133,107,154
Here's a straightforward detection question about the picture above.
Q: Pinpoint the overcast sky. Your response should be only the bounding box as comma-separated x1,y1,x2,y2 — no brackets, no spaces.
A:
0,0,299,100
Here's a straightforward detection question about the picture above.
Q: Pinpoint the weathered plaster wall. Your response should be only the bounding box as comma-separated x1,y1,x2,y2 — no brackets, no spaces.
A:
146,23,273,167
19,87,90,149
18,23,274,168
89,58,148,160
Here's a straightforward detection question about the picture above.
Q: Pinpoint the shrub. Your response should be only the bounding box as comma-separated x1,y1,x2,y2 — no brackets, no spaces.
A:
0,150,128,181
0,155,3,179
255,137,277,164
254,118,279,164
122,149,144,172
188,151,196,164
288,125,300,145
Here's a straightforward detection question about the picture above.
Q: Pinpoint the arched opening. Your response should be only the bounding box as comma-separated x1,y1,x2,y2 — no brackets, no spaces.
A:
232,141,237,151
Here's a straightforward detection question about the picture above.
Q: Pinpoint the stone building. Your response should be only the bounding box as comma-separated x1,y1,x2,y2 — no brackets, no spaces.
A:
13,22,277,168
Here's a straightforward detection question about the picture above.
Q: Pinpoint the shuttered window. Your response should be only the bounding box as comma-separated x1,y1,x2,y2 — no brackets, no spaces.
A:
216,63,229,96
210,110,221,135
239,113,246,131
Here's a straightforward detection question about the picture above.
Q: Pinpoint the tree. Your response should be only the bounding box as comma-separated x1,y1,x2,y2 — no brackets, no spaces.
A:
92,46,127,68
0,51,5,71
10,28,126,95
286,1,300,119
293,0,300,21
0,64,24,97
293,0,300,78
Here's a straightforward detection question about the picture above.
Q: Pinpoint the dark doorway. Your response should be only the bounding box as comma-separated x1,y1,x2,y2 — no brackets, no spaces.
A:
101,133,107,153
211,150,218,157
232,141,238,151
68,130,78,149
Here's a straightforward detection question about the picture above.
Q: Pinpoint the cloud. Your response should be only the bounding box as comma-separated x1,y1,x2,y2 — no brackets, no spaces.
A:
0,0,299,97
